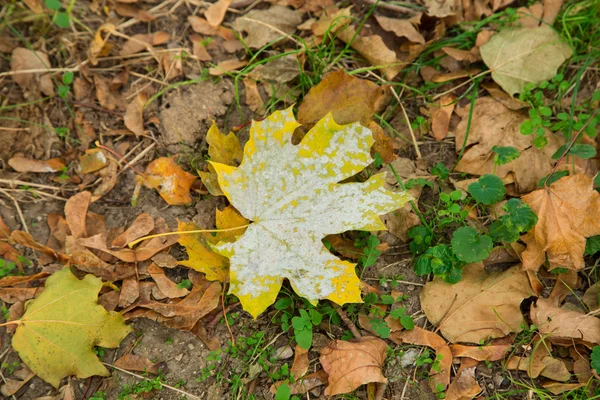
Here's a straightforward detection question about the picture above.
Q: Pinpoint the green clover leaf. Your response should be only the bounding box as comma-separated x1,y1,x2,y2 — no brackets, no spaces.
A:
468,174,506,205
451,227,493,263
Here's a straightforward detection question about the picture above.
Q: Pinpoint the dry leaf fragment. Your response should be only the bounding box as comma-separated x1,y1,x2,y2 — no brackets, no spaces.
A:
441,46,479,63
148,263,189,298
391,327,451,393
0,369,35,396
111,213,154,248
480,25,573,95
270,370,329,395
445,359,482,400
120,31,171,56
521,174,600,271
421,263,534,343
423,0,461,18
65,191,91,240
531,297,600,347
78,148,108,174
297,70,385,127
243,79,264,113
208,59,248,76
8,157,65,173
233,5,302,48
369,121,397,164
449,343,511,361
291,345,309,378
124,92,147,136
205,0,232,27
114,354,163,375
188,16,235,39
140,156,197,205
454,97,562,194
11,47,54,96
190,35,212,61
247,54,301,84
481,81,528,110
429,94,457,141
112,3,155,21
543,0,563,24
375,15,425,44
320,337,387,396
542,382,586,395
89,24,115,65
119,276,139,308
94,75,126,111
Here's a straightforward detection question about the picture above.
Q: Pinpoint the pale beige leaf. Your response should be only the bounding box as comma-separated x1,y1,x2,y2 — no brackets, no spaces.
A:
531,298,600,346
205,0,232,27
375,16,425,44
11,47,54,96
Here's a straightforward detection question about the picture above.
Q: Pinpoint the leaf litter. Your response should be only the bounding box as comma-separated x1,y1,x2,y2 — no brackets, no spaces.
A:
2,0,600,398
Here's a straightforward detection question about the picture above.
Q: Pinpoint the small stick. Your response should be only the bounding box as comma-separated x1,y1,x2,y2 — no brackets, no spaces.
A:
333,303,361,339
102,363,201,400
374,382,387,400
207,302,240,330
0,178,69,191
127,224,250,247
390,87,422,159
0,188,29,234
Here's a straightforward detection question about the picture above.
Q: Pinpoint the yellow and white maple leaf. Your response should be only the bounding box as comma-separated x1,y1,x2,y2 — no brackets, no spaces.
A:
211,108,410,317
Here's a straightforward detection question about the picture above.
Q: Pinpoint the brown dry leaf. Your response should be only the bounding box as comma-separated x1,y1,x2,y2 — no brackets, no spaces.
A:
190,35,212,61
112,3,155,21
0,368,35,396
8,157,65,173
208,59,248,76
0,272,48,288
111,213,154,248
572,348,592,383
243,79,264,113
441,46,479,63
124,92,147,136
543,0,563,24
78,231,178,263
11,47,54,96
583,284,600,312
114,354,163,374
429,94,457,141
139,156,197,205
506,341,570,381
375,15,425,44
421,263,534,343
423,0,461,18
391,327,451,393
65,191,91,240
337,26,402,80
247,55,301,84
454,97,562,194
531,297,600,347
94,75,126,111
188,16,235,39
297,70,385,127
23,0,43,13
270,370,329,395
445,358,482,400
449,343,511,361
78,148,108,174
11,231,69,263
119,276,139,308
516,4,544,28
481,82,528,110
0,287,41,303
148,263,189,298
548,270,580,305
92,159,119,200
522,174,600,271
233,5,302,48
370,122,396,163
291,345,309,378
162,52,183,81
120,31,171,56
320,337,387,396
311,6,352,36
88,24,115,65
205,0,232,27
0,215,11,239
542,382,586,395
431,68,481,83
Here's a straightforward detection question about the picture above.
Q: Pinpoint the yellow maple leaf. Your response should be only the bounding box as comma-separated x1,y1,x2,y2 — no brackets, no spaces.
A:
199,122,243,196
178,205,248,281
211,108,411,318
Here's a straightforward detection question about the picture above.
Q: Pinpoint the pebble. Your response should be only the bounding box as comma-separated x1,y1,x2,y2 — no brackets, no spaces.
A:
407,285,415,291
274,345,294,360
493,373,505,387
400,349,420,368
175,354,183,361
188,343,195,350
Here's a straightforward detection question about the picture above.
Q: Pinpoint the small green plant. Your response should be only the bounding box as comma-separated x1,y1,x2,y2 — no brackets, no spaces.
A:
164,337,174,345
177,279,191,290
591,346,600,373
44,0,71,28
0,259,17,278
363,292,414,339
1,361,21,375
89,391,106,400
409,173,537,283
118,373,165,399
291,308,322,349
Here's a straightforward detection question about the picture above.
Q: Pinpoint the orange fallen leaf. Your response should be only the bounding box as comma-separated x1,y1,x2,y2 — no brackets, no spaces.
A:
298,70,385,127
521,174,600,272
111,213,154,248
208,59,248,76
445,358,482,400
190,35,212,61
242,78,264,113
420,263,534,343
148,263,188,298
120,31,171,56
88,24,115,65
204,0,232,27
7,157,65,173
429,94,457,141
391,327,451,393
78,148,108,174
139,156,197,205
320,337,387,396
291,345,309,378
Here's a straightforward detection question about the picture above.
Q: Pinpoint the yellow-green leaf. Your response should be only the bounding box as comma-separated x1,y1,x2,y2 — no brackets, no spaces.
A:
212,108,411,318
12,268,132,388
178,205,248,281
199,122,243,196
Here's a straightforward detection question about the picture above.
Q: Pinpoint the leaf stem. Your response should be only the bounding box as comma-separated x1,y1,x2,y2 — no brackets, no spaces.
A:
127,224,251,247
388,164,431,232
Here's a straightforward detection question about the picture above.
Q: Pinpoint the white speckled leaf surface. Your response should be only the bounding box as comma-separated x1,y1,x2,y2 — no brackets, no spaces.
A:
211,108,410,317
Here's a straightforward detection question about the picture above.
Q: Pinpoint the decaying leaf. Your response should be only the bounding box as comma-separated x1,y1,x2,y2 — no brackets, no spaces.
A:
12,268,132,388
11,47,54,96
243,78,264,113
114,354,163,375
124,92,147,136
375,15,425,44
112,3,155,22
297,70,385,127
78,148,108,174
148,263,189,298
449,342,511,361
139,156,197,205
0,367,35,397
291,345,309,378
320,337,387,396
480,25,573,95
247,54,301,84
429,94,457,141
391,327,452,393
211,108,410,317
445,358,482,400
111,213,154,248
208,59,248,76
531,297,600,347
233,5,302,49
198,122,243,196
454,97,562,194
521,174,600,272
204,0,232,27
8,157,65,173
178,205,248,281
420,263,534,343
119,31,171,56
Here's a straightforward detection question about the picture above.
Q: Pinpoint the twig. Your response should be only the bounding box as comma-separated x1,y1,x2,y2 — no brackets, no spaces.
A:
0,178,69,191
390,87,422,159
221,286,236,346
333,303,361,339
2,188,67,202
0,188,29,234
207,302,240,329
103,363,201,400
116,142,156,177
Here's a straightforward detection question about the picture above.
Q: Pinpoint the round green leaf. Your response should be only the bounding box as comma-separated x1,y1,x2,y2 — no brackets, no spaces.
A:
568,143,597,159
503,198,538,232
53,12,71,28
468,174,506,205
492,146,520,165
45,0,62,10
451,227,493,263
591,346,600,373
276,384,291,400
488,220,519,243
